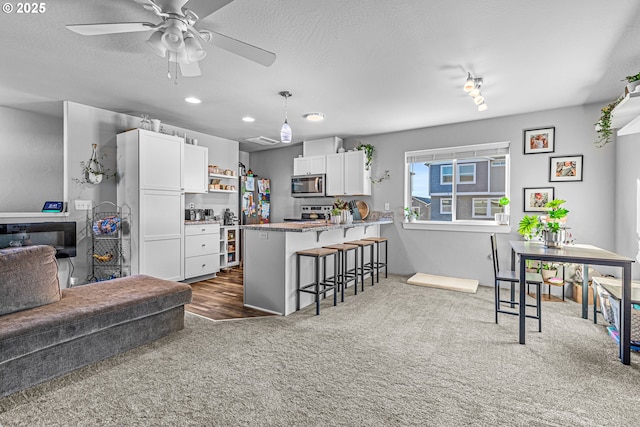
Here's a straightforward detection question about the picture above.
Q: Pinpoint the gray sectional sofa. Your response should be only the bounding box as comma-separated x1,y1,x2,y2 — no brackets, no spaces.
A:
0,245,192,398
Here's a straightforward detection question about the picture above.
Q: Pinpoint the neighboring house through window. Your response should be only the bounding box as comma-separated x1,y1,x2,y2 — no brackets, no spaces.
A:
405,141,510,225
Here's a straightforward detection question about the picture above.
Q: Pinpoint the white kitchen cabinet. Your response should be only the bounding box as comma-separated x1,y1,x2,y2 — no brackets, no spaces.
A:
293,155,326,175
117,129,185,281
184,223,221,279
184,144,208,193
325,150,371,196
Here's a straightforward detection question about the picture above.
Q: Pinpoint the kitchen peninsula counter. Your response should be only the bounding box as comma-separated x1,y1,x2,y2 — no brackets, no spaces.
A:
241,219,392,315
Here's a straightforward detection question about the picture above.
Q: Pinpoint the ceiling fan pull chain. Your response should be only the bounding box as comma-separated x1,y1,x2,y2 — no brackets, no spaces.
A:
174,60,178,85
167,54,171,79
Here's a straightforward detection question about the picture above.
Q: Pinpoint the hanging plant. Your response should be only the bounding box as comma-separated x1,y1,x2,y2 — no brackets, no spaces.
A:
371,170,390,184
73,144,116,185
595,96,624,147
356,143,375,170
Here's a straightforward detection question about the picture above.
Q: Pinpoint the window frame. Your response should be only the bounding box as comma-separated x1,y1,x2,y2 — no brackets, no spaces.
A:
440,198,452,214
457,163,476,184
440,165,453,185
404,141,510,232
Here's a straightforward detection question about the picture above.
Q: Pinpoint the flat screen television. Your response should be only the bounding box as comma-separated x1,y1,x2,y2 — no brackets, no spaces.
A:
0,222,76,258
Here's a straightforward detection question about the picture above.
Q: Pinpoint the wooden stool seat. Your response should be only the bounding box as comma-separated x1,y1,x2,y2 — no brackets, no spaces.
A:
324,243,359,251
296,247,338,257
345,240,374,247
362,237,387,243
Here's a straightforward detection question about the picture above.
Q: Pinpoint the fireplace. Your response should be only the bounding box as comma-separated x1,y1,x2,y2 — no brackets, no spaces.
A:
0,222,77,258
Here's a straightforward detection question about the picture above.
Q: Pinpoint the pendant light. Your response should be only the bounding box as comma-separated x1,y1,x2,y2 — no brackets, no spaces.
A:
279,91,292,143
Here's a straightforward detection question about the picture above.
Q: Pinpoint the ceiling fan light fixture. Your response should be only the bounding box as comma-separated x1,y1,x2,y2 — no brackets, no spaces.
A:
162,23,185,52
303,112,325,122
242,116,255,122
185,34,206,62
478,102,488,112
146,30,167,57
185,97,202,104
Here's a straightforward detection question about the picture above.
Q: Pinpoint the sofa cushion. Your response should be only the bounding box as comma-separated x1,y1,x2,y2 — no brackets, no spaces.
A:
0,245,61,316
0,275,192,364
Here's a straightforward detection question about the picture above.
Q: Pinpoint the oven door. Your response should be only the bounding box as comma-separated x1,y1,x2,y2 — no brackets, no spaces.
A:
291,174,326,197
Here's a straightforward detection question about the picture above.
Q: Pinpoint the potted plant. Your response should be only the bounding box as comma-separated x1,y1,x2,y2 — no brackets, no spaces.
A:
624,71,640,95
541,263,559,281
330,207,342,224
333,198,350,224
517,199,569,248
75,144,116,185
404,207,418,222
356,143,374,170
495,196,510,224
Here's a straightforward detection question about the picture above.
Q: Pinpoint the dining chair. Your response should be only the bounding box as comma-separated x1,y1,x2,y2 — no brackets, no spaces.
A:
490,234,544,332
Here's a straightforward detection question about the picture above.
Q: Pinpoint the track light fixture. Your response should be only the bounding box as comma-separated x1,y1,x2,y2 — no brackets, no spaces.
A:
464,72,487,111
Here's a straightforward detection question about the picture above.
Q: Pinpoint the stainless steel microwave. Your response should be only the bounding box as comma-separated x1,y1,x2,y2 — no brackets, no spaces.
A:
291,174,326,197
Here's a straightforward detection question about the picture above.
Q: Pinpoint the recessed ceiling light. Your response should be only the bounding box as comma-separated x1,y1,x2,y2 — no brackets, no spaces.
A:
185,97,201,104
303,112,325,122
242,116,255,122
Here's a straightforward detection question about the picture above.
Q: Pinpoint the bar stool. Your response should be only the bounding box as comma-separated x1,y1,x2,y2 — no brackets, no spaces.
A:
296,247,338,315
323,243,359,300
345,240,375,289
362,237,388,283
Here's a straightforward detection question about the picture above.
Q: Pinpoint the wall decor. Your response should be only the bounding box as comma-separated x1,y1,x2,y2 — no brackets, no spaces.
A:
549,155,583,182
523,126,555,154
523,187,555,212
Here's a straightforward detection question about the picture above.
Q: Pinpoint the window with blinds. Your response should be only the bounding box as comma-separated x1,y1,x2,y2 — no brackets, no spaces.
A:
405,141,510,223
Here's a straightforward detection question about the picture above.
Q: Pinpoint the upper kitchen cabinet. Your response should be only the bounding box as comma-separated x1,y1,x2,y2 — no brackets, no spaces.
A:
293,155,326,175
184,144,208,193
326,150,371,196
118,129,184,191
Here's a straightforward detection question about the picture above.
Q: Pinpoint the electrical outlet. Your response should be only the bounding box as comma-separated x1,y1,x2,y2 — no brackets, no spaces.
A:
384,203,390,211
189,202,195,209
259,232,268,239
74,200,92,211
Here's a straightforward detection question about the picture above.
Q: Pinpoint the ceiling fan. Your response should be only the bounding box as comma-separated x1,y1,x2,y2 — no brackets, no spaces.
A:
66,0,276,77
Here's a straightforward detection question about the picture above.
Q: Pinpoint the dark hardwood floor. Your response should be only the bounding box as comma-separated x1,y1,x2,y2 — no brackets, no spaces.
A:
185,265,276,321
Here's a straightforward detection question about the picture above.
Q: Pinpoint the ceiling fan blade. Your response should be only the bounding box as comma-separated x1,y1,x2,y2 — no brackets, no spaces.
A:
179,61,202,77
182,0,233,20
208,31,276,67
66,22,156,36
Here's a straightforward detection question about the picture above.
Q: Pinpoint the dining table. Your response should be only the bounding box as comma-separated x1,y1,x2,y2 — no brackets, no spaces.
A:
509,240,635,365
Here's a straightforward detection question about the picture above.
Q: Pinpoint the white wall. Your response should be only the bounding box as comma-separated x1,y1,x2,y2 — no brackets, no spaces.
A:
254,104,617,287
615,132,640,279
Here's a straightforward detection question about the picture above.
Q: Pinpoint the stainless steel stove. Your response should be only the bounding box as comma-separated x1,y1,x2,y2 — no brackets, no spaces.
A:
284,205,333,222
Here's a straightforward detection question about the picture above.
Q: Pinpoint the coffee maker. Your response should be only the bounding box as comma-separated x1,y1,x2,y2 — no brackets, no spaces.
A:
223,208,237,225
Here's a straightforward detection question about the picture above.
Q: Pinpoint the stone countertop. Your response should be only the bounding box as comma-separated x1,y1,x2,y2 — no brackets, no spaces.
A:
240,219,393,232
184,220,223,226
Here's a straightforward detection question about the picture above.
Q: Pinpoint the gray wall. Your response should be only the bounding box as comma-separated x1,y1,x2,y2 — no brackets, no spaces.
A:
253,103,617,287
0,105,63,212
615,132,640,279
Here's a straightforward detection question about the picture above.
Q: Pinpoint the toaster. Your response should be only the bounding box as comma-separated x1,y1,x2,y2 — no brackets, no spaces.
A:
185,209,205,221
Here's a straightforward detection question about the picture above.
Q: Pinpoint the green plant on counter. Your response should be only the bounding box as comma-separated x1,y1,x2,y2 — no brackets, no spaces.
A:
356,143,375,170
332,198,349,211
331,207,341,216
498,197,510,207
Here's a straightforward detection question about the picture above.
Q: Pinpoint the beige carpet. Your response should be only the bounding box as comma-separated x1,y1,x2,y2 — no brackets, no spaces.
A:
407,272,479,293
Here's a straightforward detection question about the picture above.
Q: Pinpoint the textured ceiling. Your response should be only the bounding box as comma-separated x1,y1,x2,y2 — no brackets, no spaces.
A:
1,0,640,152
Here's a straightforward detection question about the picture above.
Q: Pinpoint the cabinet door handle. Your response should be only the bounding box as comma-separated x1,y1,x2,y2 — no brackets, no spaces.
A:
201,228,206,232
202,243,206,247
202,264,206,268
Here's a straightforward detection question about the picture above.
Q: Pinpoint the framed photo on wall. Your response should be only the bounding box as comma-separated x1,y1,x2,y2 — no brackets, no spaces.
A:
549,154,583,182
523,187,555,212
523,126,555,154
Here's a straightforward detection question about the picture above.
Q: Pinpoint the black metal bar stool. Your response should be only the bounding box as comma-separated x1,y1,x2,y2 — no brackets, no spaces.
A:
362,237,388,283
296,247,338,315
345,240,375,289
323,243,359,300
